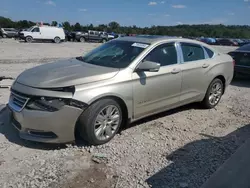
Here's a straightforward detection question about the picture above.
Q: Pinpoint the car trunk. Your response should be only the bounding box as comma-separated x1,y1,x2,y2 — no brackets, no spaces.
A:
229,51,250,75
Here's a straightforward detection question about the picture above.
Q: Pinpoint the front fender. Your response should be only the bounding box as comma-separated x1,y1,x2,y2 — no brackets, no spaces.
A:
73,81,133,119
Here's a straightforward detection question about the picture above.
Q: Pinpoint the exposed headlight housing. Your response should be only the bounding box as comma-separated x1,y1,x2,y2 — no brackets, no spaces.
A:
26,97,87,112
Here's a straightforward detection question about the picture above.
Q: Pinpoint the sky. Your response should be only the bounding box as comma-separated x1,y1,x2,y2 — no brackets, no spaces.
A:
0,0,250,27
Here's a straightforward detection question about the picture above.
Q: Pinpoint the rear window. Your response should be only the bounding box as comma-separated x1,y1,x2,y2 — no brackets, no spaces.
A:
204,47,214,58
236,44,250,52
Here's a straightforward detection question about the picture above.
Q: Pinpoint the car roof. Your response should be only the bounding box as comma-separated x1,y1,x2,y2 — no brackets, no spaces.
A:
235,43,250,52
116,35,180,44
115,35,214,49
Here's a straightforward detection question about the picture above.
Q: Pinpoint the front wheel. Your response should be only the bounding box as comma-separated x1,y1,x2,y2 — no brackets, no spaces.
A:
25,36,33,43
201,78,224,109
78,99,122,145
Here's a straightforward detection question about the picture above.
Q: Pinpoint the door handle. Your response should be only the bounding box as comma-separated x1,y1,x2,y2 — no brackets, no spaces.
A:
171,68,181,74
202,63,209,68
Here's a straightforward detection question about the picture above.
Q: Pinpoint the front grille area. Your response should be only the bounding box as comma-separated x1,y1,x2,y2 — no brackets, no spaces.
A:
9,90,30,112
12,116,22,130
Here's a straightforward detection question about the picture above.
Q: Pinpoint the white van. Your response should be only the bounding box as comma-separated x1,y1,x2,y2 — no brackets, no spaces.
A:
20,26,65,43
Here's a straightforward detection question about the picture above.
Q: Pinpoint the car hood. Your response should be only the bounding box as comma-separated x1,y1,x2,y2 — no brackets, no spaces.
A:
20,31,30,34
16,58,119,88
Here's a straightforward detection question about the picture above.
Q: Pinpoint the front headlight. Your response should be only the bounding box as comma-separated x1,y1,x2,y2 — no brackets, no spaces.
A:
26,97,87,112
26,97,65,112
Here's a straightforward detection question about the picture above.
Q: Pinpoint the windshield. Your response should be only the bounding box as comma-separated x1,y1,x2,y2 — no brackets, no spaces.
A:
27,26,35,32
80,40,149,68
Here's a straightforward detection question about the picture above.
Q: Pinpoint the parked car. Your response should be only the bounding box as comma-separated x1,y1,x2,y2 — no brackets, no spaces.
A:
98,32,114,40
215,38,239,46
228,43,250,77
8,36,234,145
199,37,217,45
235,39,250,46
64,30,74,42
0,28,18,38
75,30,109,43
19,25,65,43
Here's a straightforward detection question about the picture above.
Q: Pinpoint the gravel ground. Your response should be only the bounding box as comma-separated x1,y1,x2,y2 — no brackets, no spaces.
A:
0,39,249,188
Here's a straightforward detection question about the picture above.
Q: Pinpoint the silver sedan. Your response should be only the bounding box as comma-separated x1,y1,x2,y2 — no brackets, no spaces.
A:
8,36,234,145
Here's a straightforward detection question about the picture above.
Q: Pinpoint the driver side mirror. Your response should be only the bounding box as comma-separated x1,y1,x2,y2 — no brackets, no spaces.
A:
136,61,160,72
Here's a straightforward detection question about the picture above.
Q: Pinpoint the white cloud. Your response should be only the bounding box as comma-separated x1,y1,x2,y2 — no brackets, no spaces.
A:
45,0,56,6
164,14,170,16
148,13,156,16
78,8,87,12
172,5,186,8
148,2,157,5
175,18,227,25
228,12,235,16
244,0,250,2
160,1,165,4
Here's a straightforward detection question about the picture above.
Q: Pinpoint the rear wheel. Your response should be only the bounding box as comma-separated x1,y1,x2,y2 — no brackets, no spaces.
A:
3,34,7,38
201,78,224,109
54,37,61,44
78,99,122,145
25,36,33,43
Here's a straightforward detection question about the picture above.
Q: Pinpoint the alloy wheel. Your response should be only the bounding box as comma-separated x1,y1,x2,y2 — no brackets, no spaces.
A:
209,82,222,106
94,105,120,141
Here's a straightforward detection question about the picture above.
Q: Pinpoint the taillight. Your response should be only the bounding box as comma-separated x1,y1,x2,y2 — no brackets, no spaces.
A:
232,60,235,66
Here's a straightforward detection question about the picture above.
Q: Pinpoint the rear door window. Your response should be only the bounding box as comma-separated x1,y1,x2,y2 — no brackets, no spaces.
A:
181,43,205,62
204,47,214,58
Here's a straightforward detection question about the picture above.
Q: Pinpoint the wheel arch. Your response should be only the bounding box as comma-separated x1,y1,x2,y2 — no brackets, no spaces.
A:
88,94,129,123
79,36,86,41
213,75,226,94
74,94,130,140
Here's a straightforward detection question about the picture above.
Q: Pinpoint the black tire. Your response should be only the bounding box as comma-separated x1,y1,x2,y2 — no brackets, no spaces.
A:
79,37,85,43
54,37,61,44
78,98,123,145
25,36,33,43
201,78,224,109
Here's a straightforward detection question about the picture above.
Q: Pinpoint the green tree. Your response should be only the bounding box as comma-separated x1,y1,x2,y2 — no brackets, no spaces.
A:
108,21,120,31
51,21,58,26
74,22,81,31
1,16,250,39
97,24,108,31
62,21,71,31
